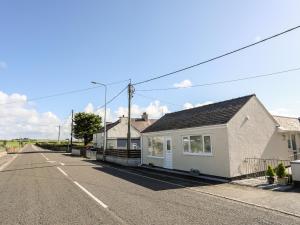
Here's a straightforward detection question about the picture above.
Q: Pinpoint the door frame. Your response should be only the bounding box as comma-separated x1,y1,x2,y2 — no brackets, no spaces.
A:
164,137,173,169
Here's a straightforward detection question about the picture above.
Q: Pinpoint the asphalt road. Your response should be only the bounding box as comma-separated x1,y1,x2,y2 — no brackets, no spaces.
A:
0,144,299,225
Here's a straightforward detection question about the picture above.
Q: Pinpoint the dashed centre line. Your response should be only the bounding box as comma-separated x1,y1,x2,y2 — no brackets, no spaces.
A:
60,162,65,166
55,166,109,210
56,167,68,177
73,181,108,209
40,153,49,161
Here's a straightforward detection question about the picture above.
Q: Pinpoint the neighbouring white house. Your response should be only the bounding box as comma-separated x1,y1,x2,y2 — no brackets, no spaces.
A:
93,112,157,150
93,112,156,166
141,94,300,179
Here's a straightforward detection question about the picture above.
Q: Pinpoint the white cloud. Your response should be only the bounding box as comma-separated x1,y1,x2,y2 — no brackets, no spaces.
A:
84,103,94,113
270,108,299,117
183,102,194,109
0,91,63,140
115,101,169,119
82,100,169,126
173,79,192,88
183,101,213,109
0,61,7,70
255,36,261,42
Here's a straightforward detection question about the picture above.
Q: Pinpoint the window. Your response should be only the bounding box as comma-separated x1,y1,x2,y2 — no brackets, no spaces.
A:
148,137,163,157
182,135,212,155
183,136,189,152
204,136,212,153
166,139,171,151
291,134,297,151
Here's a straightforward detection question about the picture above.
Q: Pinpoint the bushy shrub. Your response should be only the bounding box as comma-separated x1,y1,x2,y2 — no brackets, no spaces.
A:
266,165,275,177
276,163,287,178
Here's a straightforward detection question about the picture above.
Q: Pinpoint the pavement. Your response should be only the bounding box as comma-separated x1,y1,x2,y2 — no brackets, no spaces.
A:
0,144,300,225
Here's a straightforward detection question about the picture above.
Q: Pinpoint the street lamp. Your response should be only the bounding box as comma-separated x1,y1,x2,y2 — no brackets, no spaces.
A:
91,81,107,161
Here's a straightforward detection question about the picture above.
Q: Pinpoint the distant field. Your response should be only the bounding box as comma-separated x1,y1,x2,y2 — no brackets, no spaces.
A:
0,140,34,152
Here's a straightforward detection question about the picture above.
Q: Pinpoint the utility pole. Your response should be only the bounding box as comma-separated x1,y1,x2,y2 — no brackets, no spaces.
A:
70,109,74,152
127,80,134,156
57,125,61,143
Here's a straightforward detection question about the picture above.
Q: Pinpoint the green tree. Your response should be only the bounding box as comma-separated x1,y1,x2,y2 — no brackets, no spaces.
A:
73,112,102,146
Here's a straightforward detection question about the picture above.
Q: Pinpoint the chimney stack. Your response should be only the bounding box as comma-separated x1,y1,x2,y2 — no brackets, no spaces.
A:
142,112,148,121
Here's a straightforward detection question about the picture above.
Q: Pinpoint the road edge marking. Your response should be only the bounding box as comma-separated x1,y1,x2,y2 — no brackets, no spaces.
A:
57,167,68,177
73,181,108,209
0,154,18,171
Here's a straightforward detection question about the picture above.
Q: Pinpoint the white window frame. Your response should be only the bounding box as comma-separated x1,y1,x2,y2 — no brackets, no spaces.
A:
182,134,213,156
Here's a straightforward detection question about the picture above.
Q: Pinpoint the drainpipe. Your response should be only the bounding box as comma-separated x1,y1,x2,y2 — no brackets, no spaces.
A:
139,136,143,166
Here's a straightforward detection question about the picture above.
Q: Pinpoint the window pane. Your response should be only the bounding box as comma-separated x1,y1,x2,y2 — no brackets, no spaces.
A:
291,135,297,151
148,138,152,148
148,137,153,155
204,136,212,153
167,140,171,151
190,135,203,153
183,137,189,152
152,137,163,157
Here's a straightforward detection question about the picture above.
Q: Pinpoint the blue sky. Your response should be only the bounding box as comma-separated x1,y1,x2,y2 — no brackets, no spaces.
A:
0,0,300,138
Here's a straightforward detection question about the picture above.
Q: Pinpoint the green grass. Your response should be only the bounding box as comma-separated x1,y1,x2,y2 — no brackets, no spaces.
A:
0,140,35,151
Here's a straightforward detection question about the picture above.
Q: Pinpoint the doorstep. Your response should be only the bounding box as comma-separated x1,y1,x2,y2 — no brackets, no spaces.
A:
139,164,228,183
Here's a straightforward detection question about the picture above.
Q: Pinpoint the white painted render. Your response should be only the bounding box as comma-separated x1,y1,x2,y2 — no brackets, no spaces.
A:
93,117,140,148
142,125,230,178
227,96,294,177
141,96,299,178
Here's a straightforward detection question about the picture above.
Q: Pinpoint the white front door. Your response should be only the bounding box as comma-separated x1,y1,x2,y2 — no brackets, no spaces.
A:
164,137,173,169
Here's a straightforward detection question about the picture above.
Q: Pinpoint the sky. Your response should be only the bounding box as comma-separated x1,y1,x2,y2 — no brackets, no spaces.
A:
0,0,300,139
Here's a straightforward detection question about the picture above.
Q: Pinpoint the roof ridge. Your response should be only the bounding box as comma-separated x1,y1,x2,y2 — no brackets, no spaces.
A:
142,94,256,133
273,115,299,119
165,94,255,115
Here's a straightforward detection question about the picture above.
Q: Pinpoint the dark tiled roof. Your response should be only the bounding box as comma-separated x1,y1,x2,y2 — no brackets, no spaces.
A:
98,118,157,133
99,120,120,132
142,94,255,133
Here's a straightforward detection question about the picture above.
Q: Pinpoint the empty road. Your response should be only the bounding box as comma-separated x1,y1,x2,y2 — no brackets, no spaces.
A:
0,144,299,225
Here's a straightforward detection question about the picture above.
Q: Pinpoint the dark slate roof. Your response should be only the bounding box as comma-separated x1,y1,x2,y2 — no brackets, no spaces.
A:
99,120,120,132
98,118,157,133
142,94,255,133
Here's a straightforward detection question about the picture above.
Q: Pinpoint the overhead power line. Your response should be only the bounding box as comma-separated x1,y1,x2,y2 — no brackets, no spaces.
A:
97,85,128,109
135,93,182,108
0,79,129,106
136,67,300,92
133,25,300,86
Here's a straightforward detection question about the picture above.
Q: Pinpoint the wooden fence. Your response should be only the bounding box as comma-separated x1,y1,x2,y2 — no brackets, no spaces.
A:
97,148,141,158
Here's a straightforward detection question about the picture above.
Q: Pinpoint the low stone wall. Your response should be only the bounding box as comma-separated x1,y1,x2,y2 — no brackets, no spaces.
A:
86,149,97,159
71,148,81,156
96,153,140,167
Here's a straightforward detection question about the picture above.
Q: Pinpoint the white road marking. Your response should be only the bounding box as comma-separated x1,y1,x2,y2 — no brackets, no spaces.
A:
73,181,108,209
60,162,65,166
57,167,68,177
40,153,49,161
0,155,18,171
